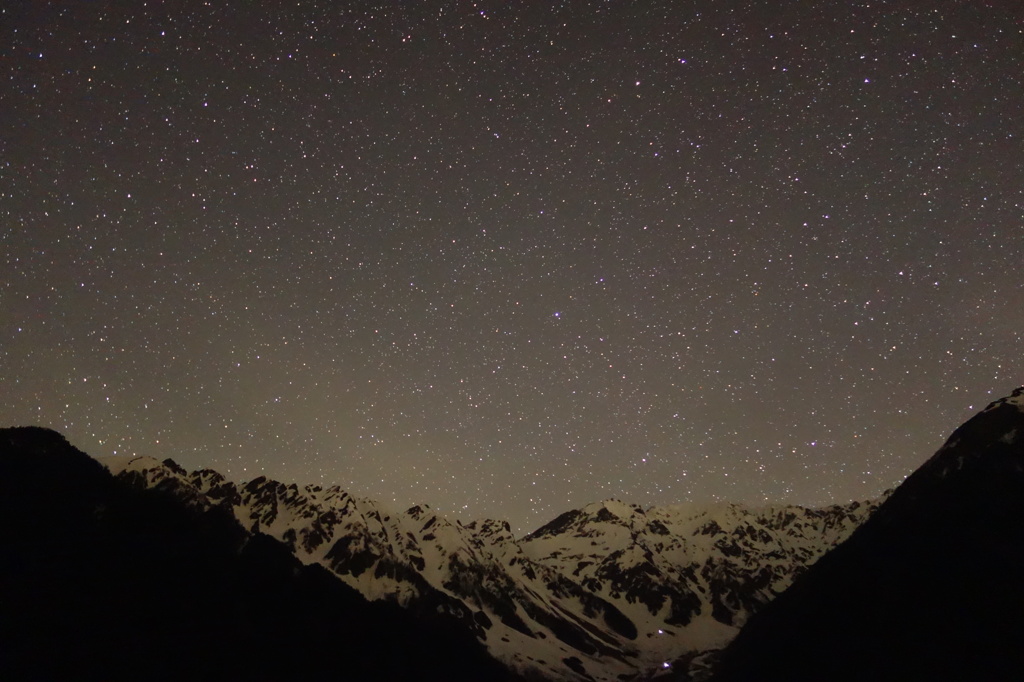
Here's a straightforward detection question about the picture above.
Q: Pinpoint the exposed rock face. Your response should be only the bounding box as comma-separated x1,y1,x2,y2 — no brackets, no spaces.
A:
108,456,878,680
711,387,1024,682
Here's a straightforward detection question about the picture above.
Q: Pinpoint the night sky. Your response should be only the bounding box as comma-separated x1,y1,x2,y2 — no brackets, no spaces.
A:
4,1,1022,533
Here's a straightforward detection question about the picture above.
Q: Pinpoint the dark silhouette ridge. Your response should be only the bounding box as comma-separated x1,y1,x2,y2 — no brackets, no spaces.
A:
0,426,515,682
710,388,1024,682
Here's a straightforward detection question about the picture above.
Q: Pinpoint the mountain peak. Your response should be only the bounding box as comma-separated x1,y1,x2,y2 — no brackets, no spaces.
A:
990,385,1024,410
100,454,173,476
912,385,1024,482
581,498,643,521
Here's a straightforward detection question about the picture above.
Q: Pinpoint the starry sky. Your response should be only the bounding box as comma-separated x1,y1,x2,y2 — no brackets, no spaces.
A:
3,1,1022,533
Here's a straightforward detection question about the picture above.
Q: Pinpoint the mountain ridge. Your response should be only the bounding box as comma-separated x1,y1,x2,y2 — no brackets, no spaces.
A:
709,386,1024,682
0,426,512,682
8,388,1023,680
104,449,880,680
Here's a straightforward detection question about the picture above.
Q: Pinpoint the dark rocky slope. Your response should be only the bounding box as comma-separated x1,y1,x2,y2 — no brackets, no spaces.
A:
710,387,1024,682
0,426,514,682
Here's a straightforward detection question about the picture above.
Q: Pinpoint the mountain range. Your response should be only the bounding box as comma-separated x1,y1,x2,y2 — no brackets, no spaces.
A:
101,446,877,680
5,386,1022,680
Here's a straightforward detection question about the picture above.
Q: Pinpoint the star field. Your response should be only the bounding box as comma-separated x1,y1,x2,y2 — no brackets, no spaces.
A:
3,1,1022,532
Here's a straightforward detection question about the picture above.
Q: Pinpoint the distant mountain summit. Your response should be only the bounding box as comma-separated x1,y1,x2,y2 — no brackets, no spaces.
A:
103,449,878,680
711,387,1024,682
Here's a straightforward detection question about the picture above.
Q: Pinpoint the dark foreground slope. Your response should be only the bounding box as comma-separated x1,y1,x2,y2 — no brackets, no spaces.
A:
711,388,1024,682
0,427,513,682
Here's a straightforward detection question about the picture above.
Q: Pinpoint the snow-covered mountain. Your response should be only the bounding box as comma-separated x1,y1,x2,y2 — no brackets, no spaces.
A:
106,456,880,680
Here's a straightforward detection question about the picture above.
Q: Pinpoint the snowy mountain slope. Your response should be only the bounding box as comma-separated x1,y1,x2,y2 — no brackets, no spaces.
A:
107,456,879,681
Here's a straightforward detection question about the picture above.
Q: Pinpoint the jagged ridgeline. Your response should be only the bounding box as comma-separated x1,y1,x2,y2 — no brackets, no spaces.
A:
7,389,1023,681
106,439,873,680
0,425,877,681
